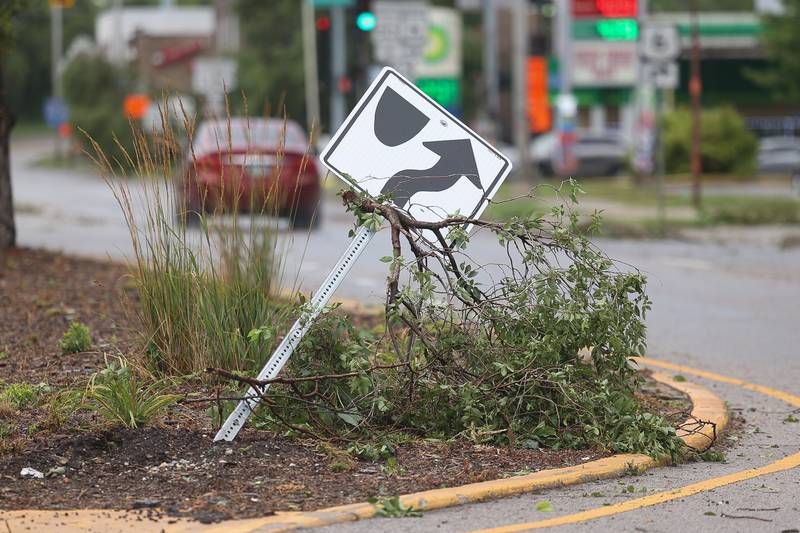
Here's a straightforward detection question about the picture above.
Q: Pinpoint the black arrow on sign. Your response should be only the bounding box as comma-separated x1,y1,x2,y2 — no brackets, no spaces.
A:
380,139,482,210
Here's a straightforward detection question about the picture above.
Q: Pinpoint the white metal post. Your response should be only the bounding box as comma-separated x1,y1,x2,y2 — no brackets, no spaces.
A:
214,226,376,442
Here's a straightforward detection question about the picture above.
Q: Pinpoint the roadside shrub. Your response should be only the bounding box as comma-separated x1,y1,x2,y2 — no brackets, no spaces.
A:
664,106,757,176
236,185,686,459
59,321,92,354
86,356,179,428
62,54,134,163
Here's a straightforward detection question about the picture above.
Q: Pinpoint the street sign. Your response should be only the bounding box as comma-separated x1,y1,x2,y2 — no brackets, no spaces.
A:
415,7,462,79
192,58,237,114
642,61,679,89
371,1,429,80
215,67,511,443
573,41,637,87
642,25,680,61
43,97,68,129
320,67,512,233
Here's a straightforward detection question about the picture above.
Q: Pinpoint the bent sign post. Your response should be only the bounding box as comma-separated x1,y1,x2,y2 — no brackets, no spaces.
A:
215,67,511,442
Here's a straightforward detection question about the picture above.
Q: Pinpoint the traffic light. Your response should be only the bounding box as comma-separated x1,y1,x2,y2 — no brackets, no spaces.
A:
356,10,376,32
316,15,331,31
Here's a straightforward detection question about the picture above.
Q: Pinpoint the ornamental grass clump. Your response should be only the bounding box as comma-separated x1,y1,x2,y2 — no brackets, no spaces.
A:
86,356,179,428
88,103,301,375
218,182,687,460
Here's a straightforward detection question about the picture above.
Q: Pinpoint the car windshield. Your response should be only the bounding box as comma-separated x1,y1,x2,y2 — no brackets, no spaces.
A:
192,119,308,157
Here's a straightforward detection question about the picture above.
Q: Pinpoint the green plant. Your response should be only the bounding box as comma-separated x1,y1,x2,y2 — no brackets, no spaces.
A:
0,382,49,409
97,111,298,374
59,322,92,354
43,389,84,430
85,356,179,428
664,106,757,176
369,496,422,518
62,54,135,163
233,183,685,460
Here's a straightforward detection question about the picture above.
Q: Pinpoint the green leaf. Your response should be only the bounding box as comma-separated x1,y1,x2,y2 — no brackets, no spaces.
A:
536,501,554,512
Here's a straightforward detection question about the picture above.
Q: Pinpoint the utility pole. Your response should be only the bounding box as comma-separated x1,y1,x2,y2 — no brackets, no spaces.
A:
690,0,702,209
301,0,321,136
511,0,530,179
330,6,346,132
50,2,64,158
554,0,576,177
482,0,499,141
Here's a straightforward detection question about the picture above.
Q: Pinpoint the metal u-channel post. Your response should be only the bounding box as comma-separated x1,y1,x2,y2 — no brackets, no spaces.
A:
214,226,376,442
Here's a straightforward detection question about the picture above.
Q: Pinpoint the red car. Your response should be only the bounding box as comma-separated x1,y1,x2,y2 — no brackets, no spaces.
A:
178,118,321,229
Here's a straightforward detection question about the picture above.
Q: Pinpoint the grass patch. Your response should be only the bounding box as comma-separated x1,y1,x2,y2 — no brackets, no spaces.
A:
0,382,50,409
701,196,800,225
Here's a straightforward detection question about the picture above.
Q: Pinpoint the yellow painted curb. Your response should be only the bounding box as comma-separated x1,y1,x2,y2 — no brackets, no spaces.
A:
0,364,727,533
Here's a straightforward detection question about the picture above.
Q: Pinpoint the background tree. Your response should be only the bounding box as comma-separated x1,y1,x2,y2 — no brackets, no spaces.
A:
750,0,800,100
236,0,305,122
0,0,24,249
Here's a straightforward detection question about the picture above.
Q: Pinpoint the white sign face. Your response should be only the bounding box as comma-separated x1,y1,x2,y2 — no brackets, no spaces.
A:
372,1,429,80
642,25,680,62
414,7,462,79
573,41,637,87
320,67,512,235
192,58,237,94
642,61,679,89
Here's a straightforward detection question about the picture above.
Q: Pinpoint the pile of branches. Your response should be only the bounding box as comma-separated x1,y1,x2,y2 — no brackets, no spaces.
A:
214,184,686,459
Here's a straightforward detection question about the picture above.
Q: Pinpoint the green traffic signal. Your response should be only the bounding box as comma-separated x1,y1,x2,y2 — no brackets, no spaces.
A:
356,11,377,32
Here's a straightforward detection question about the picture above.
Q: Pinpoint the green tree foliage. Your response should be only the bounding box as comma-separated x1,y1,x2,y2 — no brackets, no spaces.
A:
236,0,306,123
750,0,800,100
664,106,756,175
62,54,133,161
3,1,97,121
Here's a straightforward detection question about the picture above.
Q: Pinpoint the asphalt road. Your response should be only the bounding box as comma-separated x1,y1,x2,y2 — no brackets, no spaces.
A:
9,136,800,532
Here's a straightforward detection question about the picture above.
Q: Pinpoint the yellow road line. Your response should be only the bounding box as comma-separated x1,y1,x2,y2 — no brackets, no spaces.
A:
469,360,800,533
0,370,727,533
636,357,800,408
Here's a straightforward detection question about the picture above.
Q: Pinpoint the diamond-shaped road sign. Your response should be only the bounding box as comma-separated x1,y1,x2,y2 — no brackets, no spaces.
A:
214,67,511,443
321,67,512,235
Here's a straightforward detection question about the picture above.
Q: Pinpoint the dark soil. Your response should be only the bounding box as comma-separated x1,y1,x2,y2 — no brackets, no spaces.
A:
0,248,684,522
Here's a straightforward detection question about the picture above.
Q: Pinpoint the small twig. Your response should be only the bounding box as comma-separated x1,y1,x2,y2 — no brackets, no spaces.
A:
720,513,773,522
208,363,409,388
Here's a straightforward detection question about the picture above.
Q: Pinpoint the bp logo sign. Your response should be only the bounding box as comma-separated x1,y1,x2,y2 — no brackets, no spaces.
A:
416,7,462,79
423,25,449,64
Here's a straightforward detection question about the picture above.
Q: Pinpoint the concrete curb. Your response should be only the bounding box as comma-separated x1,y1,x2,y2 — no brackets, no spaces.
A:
0,360,728,533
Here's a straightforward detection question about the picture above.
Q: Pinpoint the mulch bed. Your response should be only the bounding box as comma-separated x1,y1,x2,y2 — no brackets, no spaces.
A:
0,247,685,522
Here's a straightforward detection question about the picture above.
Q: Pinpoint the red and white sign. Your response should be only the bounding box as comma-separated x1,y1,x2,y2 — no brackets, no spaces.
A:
573,0,637,18
573,41,637,87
